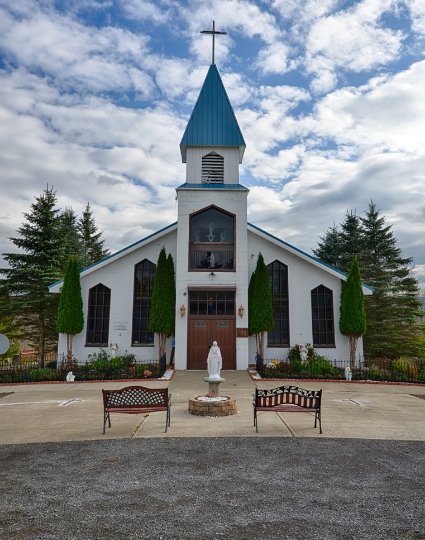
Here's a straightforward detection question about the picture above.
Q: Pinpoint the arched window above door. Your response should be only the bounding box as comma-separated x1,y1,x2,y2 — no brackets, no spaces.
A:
189,206,235,271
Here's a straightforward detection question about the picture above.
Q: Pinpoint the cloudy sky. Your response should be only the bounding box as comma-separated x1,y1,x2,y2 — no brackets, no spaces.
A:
0,0,424,283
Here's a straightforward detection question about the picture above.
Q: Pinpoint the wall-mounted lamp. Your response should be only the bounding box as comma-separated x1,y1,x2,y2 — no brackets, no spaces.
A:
209,272,216,277
180,304,186,318
238,305,245,319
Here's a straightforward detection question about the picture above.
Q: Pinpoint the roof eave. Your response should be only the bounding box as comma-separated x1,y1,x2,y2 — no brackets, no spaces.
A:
247,223,374,294
180,144,245,164
48,222,178,293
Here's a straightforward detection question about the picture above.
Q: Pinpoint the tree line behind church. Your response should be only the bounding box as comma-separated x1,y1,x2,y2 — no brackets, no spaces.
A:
314,201,424,360
0,186,110,364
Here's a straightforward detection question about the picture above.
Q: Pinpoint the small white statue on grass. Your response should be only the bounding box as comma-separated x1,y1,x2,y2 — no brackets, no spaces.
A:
345,364,352,381
110,342,118,358
66,371,75,382
207,341,222,380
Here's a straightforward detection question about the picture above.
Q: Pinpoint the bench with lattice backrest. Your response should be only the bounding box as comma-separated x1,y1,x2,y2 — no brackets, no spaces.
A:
102,386,171,434
253,385,322,434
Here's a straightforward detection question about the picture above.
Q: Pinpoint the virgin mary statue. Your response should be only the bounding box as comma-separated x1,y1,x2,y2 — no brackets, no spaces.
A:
207,341,222,379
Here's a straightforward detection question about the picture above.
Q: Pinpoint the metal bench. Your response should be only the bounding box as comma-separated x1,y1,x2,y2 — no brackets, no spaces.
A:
253,385,322,434
102,385,171,434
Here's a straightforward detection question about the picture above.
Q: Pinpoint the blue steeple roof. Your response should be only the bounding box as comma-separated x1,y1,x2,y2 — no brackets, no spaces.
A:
180,64,246,163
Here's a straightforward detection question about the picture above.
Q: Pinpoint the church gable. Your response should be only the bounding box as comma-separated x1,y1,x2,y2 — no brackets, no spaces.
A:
247,223,373,293
49,223,177,293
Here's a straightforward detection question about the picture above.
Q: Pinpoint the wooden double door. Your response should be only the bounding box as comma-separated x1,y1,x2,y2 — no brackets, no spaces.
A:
188,318,235,370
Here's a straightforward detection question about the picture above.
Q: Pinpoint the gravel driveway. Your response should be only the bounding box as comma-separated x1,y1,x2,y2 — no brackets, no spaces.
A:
1,437,424,540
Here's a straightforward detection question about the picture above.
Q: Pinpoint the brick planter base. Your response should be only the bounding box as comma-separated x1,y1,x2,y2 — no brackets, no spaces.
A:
188,396,237,417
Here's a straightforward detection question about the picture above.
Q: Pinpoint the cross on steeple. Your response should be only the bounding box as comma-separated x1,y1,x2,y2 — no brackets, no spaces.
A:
200,21,227,65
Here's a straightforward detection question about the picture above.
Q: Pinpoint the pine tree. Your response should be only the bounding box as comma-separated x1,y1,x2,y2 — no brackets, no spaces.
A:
339,211,362,272
78,203,110,268
60,207,83,270
360,201,423,359
0,186,65,367
57,255,84,361
339,256,367,368
249,253,274,358
149,247,174,359
314,211,362,273
314,223,342,269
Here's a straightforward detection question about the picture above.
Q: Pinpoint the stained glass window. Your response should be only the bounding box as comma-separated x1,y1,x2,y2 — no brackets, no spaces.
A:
189,206,235,271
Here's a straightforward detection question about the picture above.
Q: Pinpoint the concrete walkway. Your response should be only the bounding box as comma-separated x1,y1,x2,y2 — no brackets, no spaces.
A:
0,370,424,444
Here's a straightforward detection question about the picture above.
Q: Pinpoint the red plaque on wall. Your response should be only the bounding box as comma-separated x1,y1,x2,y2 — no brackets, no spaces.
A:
237,328,249,338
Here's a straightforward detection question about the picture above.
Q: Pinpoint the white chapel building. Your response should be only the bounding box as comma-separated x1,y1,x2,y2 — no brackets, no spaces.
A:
50,63,372,370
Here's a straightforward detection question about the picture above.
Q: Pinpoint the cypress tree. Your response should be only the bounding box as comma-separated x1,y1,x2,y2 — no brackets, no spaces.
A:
149,247,174,359
57,255,84,361
339,256,366,368
0,186,65,367
78,203,110,268
360,201,423,359
250,253,274,358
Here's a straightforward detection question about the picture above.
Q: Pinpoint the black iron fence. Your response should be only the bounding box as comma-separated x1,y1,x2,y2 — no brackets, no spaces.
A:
0,353,167,384
255,356,425,384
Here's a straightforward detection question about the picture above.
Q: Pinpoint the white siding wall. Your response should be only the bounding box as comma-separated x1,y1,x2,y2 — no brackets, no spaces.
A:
247,231,356,363
174,188,249,370
185,146,240,184
59,230,178,364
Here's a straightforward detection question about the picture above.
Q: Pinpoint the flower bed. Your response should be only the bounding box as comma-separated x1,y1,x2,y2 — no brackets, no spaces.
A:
0,349,167,383
257,344,425,383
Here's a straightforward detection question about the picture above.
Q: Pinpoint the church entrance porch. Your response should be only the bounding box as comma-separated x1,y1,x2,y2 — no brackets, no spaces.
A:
187,290,236,370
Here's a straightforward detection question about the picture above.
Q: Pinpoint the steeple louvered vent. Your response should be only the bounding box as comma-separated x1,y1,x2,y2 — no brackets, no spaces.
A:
202,152,224,183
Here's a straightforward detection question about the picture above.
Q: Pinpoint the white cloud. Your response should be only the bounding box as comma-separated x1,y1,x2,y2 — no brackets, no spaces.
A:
119,0,174,23
0,4,155,96
271,0,340,23
255,42,292,75
409,0,425,33
308,60,425,155
305,0,404,92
